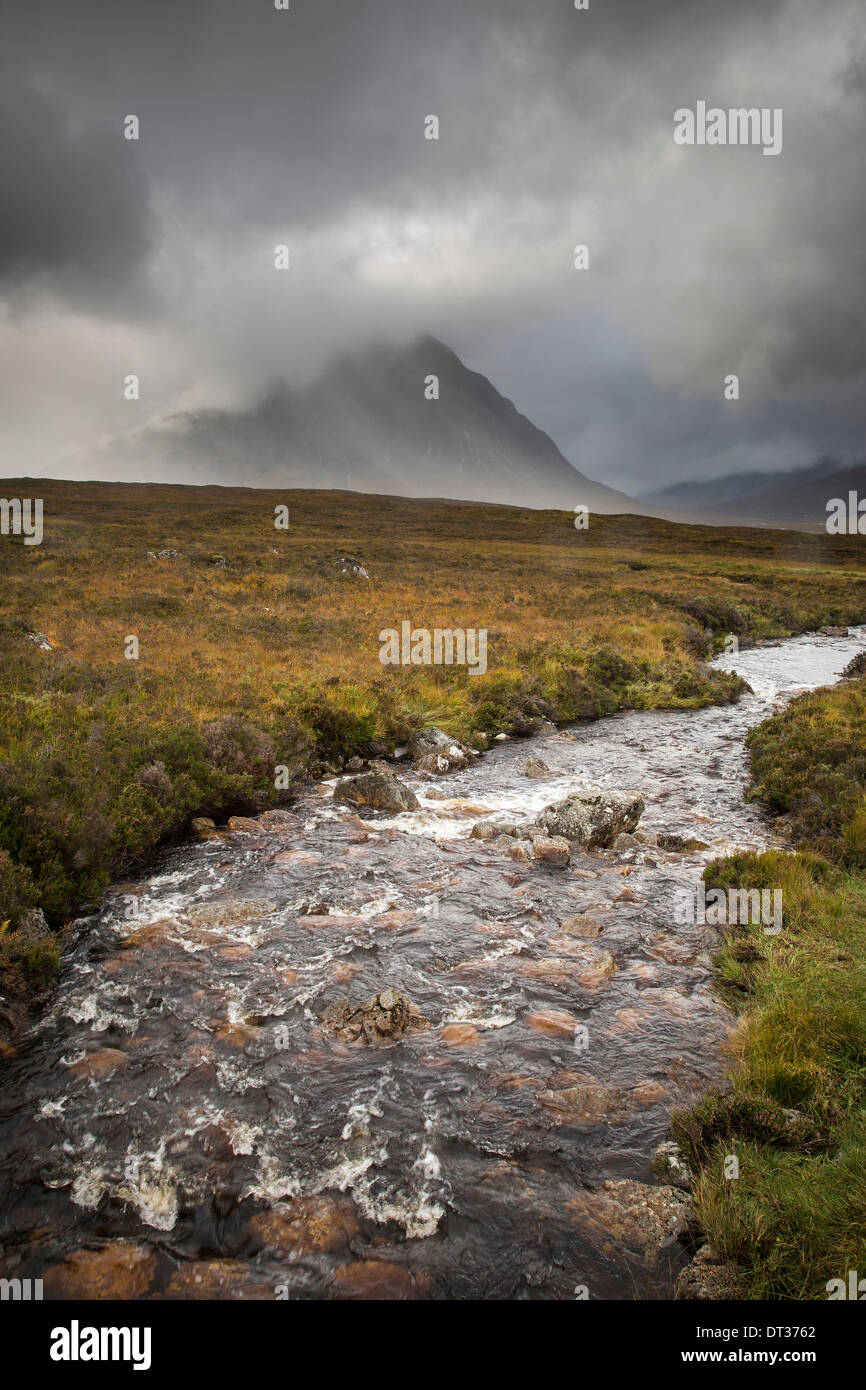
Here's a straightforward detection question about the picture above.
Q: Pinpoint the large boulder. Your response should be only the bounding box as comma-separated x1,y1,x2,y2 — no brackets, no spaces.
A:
333,772,420,813
535,786,644,848
408,727,470,774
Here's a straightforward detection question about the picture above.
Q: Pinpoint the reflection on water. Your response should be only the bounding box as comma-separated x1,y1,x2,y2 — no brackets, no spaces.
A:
0,629,863,1300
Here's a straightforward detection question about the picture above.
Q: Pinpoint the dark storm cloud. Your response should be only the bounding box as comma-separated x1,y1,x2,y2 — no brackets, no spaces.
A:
1,0,864,491
0,71,155,307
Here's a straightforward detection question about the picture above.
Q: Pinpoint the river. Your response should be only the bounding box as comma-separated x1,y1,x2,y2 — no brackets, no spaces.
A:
1,628,864,1300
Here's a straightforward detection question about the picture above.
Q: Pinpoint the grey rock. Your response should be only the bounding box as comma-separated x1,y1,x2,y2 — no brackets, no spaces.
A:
15,908,51,939
652,1140,693,1192
470,819,534,841
634,829,659,847
408,727,469,774
318,989,430,1046
535,786,644,848
333,772,420,813
675,1245,748,1300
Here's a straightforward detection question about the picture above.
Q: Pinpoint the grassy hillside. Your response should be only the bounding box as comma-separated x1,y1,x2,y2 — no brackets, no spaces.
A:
2,478,866,1033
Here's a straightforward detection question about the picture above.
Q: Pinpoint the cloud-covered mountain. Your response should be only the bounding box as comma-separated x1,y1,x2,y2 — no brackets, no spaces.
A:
65,336,644,514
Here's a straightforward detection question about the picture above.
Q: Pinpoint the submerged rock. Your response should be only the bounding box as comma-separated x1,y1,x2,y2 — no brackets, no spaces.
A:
537,1076,659,1123
42,1242,157,1300
657,832,709,852
566,1179,694,1263
164,1259,273,1300
560,913,606,938
521,756,550,778
318,989,430,1045
333,771,420,813
249,1195,359,1254
535,786,644,848
331,1259,423,1300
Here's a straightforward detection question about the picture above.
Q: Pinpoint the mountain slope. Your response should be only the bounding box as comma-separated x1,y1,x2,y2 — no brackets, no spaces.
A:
60,336,643,514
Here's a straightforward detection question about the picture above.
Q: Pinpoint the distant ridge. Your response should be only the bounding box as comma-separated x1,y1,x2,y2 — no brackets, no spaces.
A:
640,457,866,529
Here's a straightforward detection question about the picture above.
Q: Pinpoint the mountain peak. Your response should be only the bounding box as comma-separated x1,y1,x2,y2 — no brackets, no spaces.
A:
60,335,643,514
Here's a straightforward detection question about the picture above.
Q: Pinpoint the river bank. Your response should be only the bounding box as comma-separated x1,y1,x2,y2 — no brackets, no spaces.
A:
672,645,866,1299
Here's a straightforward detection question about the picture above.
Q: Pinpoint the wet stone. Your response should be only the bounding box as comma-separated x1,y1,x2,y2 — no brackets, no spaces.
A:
318,989,430,1045
249,1195,359,1255
164,1259,273,1300
67,1047,130,1079
331,1260,424,1300
42,1242,157,1300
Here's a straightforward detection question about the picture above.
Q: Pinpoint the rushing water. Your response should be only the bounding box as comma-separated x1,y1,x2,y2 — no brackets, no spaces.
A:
1,629,864,1301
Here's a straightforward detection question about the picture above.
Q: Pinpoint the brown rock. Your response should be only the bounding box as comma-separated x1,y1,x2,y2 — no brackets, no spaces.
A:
331,1259,422,1300
526,1008,579,1038
440,1023,482,1046
68,1048,130,1079
121,922,174,950
164,1259,273,1300
214,1022,261,1048
42,1242,157,1300
191,816,219,841
249,1195,359,1254
560,914,606,938
531,835,571,867
271,849,322,867
226,815,261,834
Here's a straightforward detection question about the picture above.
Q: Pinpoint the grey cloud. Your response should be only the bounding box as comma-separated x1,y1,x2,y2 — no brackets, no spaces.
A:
1,0,864,492
0,72,156,310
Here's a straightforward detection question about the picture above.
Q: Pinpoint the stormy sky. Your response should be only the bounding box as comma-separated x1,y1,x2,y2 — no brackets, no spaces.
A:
1,0,864,496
